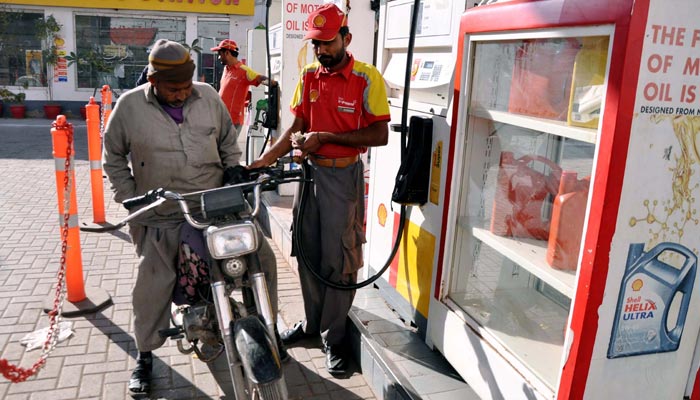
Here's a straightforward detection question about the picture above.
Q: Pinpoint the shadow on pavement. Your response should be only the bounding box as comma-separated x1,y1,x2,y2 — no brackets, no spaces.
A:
85,310,215,399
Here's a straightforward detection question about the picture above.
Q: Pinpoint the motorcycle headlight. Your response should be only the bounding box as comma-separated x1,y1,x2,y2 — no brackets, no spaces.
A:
206,222,258,259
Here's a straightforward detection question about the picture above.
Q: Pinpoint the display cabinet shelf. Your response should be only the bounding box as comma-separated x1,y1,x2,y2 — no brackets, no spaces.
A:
470,106,597,144
471,226,577,298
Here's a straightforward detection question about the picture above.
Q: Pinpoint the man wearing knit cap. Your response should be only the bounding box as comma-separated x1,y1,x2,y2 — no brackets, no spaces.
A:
103,39,284,395
250,3,390,375
211,38,276,132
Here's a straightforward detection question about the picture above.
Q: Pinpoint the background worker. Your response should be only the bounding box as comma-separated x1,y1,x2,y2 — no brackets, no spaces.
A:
102,39,284,396
249,3,390,375
211,39,276,133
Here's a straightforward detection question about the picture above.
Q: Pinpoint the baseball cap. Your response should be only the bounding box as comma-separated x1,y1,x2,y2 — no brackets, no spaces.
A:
303,3,347,41
210,39,239,52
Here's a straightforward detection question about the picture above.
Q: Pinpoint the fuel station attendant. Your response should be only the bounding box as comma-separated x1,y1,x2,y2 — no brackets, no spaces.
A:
249,3,390,375
211,39,275,132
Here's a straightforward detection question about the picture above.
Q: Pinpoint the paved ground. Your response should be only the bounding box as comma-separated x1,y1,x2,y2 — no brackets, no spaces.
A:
0,117,376,399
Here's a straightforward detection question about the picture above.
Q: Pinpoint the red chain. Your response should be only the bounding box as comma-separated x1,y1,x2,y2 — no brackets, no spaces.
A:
0,121,72,382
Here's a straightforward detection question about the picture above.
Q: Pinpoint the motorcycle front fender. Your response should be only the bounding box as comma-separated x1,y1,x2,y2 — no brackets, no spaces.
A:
233,316,282,385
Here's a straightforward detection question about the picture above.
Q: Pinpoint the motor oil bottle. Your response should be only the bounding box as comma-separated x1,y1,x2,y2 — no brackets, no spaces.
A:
567,36,609,128
546,171,590,270
608,242,697,358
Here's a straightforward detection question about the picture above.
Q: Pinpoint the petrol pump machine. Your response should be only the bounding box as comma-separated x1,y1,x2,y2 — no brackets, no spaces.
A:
245,28,271,165
365,0,468,333
428,1,700,399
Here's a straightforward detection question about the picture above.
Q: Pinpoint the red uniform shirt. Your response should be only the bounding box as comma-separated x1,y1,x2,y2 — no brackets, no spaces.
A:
290,53,390,158
219,62,263,125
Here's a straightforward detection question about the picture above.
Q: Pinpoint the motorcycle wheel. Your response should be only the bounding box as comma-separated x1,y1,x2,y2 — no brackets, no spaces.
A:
251,381,287,400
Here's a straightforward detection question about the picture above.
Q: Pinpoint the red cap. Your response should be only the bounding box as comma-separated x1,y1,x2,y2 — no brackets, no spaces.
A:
303,3,347,41
210,39,238,52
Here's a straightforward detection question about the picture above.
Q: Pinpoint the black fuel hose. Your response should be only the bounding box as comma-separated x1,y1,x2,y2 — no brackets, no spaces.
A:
293,162,406,290
259,0,275,157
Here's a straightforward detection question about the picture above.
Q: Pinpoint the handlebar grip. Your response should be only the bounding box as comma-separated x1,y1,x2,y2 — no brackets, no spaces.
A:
122,188,164,210
284,169,303,179
122,194,151,210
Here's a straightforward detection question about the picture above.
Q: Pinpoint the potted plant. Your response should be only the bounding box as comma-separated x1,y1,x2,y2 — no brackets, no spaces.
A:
35,15,63,119
0,87,27,118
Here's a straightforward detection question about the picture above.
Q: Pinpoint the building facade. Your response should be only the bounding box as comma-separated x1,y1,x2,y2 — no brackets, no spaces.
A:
0,0,270,118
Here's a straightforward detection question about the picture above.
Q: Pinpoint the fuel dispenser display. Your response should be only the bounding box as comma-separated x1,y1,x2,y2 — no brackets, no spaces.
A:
365,0,468,333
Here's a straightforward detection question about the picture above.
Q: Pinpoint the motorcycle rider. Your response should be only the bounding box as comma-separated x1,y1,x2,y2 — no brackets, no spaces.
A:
102,39,287,395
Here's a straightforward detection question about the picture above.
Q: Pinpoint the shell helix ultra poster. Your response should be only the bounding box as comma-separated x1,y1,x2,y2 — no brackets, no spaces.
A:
586,0,700,398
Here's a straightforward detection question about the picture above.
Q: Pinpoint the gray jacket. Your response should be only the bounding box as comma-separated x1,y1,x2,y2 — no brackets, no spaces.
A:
103,82,241,224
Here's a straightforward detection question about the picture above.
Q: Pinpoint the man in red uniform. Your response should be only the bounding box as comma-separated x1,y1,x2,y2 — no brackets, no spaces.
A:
250,3,390,375
211,39,275,132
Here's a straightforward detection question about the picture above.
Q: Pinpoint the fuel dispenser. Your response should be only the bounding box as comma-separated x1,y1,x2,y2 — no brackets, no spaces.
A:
364,0,468,333
245,28,272,165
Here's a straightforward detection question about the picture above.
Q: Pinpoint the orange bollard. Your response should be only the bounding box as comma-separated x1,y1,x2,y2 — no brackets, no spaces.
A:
51,115,87,303
86,97,105,223
100,85,112,131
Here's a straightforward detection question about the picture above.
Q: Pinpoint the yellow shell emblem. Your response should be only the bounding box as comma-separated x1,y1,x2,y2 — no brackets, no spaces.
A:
631,279,644,291
312,14,326,28
310,89,320,103
378,203,387,227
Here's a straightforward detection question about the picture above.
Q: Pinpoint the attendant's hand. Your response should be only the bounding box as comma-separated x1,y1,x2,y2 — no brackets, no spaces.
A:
293,132,323,156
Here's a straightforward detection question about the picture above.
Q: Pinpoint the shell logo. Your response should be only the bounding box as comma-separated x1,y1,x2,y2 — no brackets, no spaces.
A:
312,14,326,28
631,278,644,291
378,203,387,227
310,89,320,103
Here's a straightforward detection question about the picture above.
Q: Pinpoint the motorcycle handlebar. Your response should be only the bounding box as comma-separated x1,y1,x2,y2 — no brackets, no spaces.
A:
80,161,307,233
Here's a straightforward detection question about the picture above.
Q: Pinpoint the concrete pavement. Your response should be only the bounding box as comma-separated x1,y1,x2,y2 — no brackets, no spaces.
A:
0,116,477,400
0,117,376,399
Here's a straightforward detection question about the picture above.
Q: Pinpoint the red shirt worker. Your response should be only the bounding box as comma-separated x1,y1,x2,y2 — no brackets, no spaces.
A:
211,39,275,132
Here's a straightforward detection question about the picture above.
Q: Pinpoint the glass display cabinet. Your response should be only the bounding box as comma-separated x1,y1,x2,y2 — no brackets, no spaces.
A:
429,2,700,399
447,29,610,387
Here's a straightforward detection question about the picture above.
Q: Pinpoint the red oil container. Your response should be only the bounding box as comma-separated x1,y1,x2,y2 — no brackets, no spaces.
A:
546,171,590,270
490,151,561,240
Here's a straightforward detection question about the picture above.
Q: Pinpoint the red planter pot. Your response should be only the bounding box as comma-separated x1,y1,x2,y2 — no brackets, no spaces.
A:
9,104,26,119
44,104,62,120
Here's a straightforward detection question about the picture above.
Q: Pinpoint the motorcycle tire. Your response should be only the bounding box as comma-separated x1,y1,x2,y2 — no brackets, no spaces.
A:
252,381,287,400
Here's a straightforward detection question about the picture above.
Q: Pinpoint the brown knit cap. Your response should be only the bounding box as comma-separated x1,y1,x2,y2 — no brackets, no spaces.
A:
147,39,196,81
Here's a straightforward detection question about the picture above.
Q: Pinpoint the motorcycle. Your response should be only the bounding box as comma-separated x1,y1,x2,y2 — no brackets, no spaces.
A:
81,161,303,400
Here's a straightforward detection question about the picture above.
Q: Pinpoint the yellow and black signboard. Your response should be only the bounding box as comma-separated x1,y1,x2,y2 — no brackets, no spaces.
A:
0,0,253,16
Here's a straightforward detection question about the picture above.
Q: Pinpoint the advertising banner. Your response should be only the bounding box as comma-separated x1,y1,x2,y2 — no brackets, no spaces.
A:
586,0,700,398
280,0,323,130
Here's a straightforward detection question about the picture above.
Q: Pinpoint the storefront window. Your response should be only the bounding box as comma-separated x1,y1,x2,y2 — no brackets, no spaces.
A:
73,15,186,91
0,10,46,88
197,19,229,90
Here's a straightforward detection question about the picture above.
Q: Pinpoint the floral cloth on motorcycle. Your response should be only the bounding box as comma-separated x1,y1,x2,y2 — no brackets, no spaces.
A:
174,224,210,305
